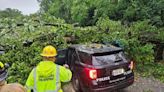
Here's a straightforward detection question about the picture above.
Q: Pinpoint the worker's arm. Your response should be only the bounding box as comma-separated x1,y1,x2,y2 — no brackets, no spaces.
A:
25,69,34,92
59,65,72,82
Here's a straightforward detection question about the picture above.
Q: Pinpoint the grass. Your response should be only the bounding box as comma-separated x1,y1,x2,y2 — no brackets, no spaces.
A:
136,62,164,83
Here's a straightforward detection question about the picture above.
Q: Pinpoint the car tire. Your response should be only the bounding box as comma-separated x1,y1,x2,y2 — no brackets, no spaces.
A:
72,75,82,92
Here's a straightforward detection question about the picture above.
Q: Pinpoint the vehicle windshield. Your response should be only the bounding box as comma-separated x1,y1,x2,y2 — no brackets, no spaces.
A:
92,52,127,66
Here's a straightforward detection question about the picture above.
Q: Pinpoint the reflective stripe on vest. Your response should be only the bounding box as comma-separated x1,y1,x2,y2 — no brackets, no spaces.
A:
33,68,37,92
33,65,60,92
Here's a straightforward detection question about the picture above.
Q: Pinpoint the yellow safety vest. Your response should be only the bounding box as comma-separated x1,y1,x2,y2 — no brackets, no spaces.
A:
26,61,72,92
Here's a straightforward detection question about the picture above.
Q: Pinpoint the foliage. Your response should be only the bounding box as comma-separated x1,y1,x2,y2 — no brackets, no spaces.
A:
0,15,160,84
38,0,164,27
137,62,164,83
0,8,23,18
0,0,163,85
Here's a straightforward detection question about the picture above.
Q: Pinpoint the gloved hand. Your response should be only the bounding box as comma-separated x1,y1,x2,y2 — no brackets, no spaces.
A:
63,64,69,69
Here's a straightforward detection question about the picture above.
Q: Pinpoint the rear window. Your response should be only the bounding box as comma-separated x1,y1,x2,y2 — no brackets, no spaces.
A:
92,51,127,66
79,51,128,65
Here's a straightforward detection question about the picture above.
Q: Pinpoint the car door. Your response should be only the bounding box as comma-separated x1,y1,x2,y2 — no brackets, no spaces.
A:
55,49,68,65
66,48,75,71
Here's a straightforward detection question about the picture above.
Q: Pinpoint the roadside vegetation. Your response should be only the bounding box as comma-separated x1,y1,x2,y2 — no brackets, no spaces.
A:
0,0,163,84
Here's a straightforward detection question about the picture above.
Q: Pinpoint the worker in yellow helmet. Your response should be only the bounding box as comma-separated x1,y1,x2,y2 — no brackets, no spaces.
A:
0,62,26,92
26,45,72,92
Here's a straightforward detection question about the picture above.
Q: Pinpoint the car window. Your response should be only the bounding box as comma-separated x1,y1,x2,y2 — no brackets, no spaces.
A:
66,49,79,67
79,52,92,65
92,52,127,66
72,51,78,63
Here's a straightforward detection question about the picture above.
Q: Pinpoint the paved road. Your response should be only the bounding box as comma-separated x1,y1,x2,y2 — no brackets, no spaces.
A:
63,76,164,92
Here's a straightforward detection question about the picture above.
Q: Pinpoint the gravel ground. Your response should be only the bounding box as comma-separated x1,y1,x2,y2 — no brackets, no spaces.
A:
124,76,164,92
62,76,164,92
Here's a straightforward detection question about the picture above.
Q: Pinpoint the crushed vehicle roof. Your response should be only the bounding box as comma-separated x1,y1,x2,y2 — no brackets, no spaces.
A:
69,44,123,54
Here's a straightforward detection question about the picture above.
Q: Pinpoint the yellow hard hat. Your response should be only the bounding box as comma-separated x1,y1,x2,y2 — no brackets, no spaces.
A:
0,62,4,69
41,45,57,57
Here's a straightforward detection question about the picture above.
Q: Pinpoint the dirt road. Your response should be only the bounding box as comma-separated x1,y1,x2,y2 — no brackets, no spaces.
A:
63,76,164,92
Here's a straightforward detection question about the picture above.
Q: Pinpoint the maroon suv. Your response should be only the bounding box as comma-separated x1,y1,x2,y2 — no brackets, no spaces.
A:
56,44,134,92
